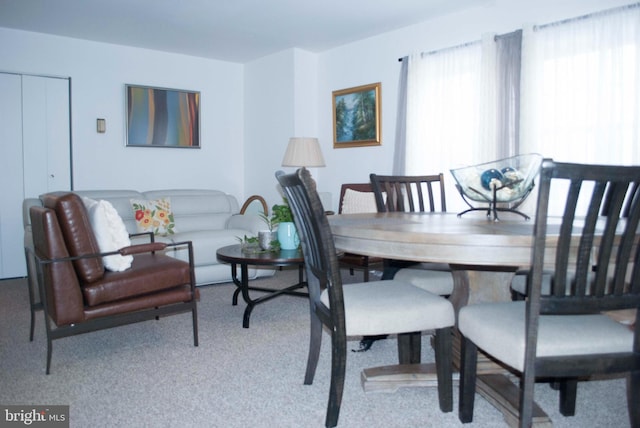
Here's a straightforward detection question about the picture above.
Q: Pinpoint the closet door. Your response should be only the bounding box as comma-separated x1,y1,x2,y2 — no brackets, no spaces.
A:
22,75,71,196
0,73,71,279
0,73,25,279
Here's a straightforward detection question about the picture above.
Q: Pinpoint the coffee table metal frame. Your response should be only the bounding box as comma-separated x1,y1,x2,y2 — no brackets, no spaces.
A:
216,244,306,328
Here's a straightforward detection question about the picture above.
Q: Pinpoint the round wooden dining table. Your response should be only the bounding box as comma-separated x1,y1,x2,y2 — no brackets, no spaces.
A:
329,211,555,308
330,211,536,268
328,211,560,427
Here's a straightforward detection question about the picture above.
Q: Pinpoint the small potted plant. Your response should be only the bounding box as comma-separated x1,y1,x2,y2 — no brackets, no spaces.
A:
237,234,260,253
270,200,293,225
271,199,299,250
258,211,279,251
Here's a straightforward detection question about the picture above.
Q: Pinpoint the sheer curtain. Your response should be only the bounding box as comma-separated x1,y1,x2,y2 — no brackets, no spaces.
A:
401,43,482,211
398,33,523,211
520,5,640,165
403,44,482,176
397,6,639,214
520,5,640,215
392,58,408,174
495,30,523,158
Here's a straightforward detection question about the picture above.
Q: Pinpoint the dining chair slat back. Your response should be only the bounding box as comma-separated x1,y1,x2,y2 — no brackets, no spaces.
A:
276,168,455,428
458,159,640,428
370,173,446,213
369,173,454,297
337,183,383,282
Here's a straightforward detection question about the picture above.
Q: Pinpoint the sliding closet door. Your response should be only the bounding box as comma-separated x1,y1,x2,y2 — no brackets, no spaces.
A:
0,73,71,279
0,73,25,279
22,75,71,196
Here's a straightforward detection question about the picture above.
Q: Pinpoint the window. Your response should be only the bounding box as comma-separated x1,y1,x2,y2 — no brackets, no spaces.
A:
520,6,640,166
399,5,640,215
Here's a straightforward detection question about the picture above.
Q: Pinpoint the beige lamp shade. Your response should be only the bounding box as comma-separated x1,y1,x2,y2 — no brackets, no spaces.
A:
281,137,326,167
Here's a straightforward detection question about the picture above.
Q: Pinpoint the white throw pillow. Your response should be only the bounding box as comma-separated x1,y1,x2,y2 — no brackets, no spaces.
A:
82,197,133,272
341,188,382,214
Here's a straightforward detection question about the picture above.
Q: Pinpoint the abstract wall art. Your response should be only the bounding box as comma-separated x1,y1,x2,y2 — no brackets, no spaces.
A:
126,85,200,148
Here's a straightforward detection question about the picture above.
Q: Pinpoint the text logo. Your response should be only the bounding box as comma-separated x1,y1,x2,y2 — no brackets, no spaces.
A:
1,406,69,427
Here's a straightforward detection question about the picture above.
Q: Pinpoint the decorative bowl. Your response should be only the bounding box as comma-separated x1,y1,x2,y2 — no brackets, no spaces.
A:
450,153,543,220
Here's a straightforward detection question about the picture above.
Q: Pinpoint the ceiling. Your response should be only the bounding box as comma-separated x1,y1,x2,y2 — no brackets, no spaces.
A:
0,0,490,63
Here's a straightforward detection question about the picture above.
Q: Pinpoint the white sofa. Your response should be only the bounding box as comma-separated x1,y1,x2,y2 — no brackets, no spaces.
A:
23,189,274,286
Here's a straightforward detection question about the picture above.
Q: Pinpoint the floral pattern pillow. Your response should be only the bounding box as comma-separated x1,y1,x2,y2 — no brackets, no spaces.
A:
130,198,177,235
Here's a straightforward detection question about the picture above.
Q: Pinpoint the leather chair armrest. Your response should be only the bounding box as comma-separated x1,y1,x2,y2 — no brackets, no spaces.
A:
119,240,194,260
119,242,167,255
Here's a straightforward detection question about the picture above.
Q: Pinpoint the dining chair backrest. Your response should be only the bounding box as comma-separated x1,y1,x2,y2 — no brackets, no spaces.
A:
338,183,375,214
517,159,640,425
278,168,455,427
369,173,446,213
275,168,345,332
600,181,639,218
336,182,383,282
458,159,640,427
531,159,640,316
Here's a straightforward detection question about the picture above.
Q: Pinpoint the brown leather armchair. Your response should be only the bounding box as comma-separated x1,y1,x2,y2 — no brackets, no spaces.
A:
28,192,199,374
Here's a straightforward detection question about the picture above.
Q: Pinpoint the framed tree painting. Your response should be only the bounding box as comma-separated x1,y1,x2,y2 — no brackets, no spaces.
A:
126,84,200,148
332,82,381,148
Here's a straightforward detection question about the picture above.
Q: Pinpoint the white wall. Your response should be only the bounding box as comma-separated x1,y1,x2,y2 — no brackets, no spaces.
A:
244,49,295,207
0,0,632,212
244,48,320,208
0,27,246,199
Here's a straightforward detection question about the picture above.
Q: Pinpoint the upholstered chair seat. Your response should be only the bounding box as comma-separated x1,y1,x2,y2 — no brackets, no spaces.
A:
392,266,455,296
277,168,455,428
321,280,454,336
457,159,640,428
459,301,633,372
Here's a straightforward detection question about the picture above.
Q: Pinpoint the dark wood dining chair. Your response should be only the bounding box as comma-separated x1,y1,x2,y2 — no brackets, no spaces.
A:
458,159,640,428
370,173,447,213
336,183,383,282
369,173,453,296
510,179,640,299
276,168,455,428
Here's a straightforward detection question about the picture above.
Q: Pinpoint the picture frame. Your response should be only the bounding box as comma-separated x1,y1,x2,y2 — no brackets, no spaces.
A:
126,84,200,148
332,82,381,148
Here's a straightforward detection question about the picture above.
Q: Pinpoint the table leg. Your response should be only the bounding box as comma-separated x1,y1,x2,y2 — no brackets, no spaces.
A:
231,263,242,305
229,263,308,328
239,264,255,328
448,265,516,314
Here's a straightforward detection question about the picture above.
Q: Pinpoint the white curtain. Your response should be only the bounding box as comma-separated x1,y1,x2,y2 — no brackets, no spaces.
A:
392,58,408,175
520,6,640,216
405,44,482,175
399,5,639,215
403,43,483,211
520,6,640,165
402,34,524,212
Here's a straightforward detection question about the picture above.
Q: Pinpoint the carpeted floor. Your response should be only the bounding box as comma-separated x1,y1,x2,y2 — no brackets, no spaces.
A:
0,269,631,427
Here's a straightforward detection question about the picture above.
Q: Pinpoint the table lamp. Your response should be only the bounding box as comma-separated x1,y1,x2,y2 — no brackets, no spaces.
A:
280,136,330,212
281,137,325,167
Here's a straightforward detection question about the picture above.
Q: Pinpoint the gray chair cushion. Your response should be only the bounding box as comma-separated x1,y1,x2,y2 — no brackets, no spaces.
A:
459,301,634,372
393,266,453,295
321,280,454,336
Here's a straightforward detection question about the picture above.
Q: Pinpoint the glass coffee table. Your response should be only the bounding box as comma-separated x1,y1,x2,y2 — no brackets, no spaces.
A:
216,244,306,328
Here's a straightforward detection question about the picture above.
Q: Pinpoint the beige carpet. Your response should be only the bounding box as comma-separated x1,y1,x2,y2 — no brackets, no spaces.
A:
0,269,631,427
